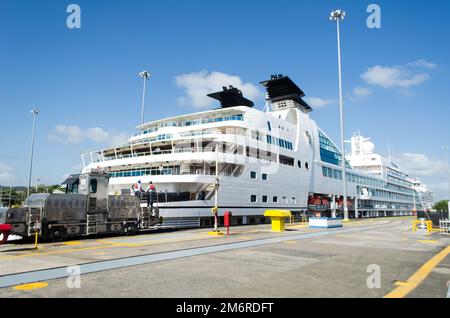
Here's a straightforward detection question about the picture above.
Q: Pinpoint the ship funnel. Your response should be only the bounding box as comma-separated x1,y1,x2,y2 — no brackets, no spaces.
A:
207,86,254,108
260,75,312,113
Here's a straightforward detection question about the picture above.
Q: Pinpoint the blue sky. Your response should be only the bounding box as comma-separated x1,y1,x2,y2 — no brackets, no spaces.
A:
0,0,449,200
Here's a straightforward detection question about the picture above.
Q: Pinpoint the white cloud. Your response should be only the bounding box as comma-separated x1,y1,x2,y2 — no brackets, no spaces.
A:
352,86,372,98
397,153,447,177
361,65,430,89
85,127,109,143
0,163,16,184
49,125,129,146
407,59,436,69
396,153,449,201
304,97,334,108
175,70,263,109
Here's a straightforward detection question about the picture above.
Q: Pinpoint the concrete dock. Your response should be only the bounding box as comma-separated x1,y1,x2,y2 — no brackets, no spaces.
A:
0,217,449,298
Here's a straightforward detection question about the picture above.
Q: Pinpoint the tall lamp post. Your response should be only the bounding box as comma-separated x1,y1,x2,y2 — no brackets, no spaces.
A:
27,108,39,199
139,71,151,125
8,186,12,208
443,145,450,215
330,9,349,221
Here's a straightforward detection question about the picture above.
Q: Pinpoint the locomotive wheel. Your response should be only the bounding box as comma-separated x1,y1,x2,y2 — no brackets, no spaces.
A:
123,224,137,236
50,228,66,242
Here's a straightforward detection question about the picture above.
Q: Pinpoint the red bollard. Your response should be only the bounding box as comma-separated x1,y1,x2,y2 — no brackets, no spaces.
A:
224,211,232,237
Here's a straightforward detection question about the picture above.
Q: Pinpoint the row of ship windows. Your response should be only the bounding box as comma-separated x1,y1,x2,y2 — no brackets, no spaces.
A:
138,114,244,136
387,175,412,188
385,183,414,196
323,166,414,197
322,166,384,188
110,166,179,178
250,171,268,180
132,133,174,144
250,130,294,151
250,195,296,204
386,166,408,180
360,188,413,201
266,135,293,150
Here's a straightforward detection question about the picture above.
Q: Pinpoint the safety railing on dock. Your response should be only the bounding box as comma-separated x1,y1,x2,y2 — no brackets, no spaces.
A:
439,220,450,235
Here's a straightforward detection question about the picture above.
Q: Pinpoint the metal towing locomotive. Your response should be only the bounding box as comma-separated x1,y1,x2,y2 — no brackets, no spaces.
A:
0,170,161,244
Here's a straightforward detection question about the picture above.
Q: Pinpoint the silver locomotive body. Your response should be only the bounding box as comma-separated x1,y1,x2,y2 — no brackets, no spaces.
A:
3,171,160,241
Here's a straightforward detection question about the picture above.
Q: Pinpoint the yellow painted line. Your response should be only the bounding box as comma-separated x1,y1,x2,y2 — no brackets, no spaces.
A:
384,245,450,298
284,240,297,244
240,236,250,240
0,245,118,260
207,231,224,236
394,281,409,287
63,241,82,246
0,233,212,260
98,234,208,247
14,282,48,291
417,240,438,244
290,224,309,229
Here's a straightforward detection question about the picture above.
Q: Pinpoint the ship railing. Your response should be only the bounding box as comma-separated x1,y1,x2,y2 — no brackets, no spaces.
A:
91,145,243,164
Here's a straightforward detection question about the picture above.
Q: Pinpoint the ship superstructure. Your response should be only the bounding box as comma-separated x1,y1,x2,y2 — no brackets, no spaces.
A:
411,178,434,211
81,75,428,227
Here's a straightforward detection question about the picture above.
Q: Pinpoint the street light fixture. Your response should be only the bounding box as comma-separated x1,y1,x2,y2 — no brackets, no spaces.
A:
139,71,151,125
330,9,349,221
27,108,39,199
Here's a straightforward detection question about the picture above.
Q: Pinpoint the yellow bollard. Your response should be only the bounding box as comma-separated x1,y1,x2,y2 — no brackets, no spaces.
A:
426,220,433,232
413,219,433,233
412,220,418,232
264,210,292,232
34,230,39,249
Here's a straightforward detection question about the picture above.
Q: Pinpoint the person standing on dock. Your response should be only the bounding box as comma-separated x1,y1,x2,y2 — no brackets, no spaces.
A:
132,181,142,197
146,182,157,207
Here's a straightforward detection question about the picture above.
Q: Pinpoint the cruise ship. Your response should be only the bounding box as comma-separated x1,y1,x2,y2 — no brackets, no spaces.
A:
411,178,434,211
81,75,426,227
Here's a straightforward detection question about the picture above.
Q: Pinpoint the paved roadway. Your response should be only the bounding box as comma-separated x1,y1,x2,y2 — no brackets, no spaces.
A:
0,217,449,298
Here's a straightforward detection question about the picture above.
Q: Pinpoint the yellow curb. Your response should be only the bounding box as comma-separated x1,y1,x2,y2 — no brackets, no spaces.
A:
208,231,224,236
384,246,450,298
14,282,48,291
63,241,82,246
417,240,438,244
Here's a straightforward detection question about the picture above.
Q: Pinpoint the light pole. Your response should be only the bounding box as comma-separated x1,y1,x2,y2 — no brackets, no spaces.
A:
8,186,12,208
139,71,151,125
214,144,219,231
443,145,450,214
330,9,349,221
27,108,39,199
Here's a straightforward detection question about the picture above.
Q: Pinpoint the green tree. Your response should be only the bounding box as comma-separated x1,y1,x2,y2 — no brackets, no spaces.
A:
433,200,449,212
